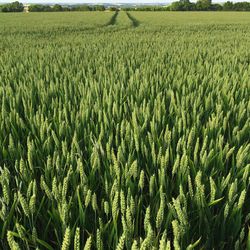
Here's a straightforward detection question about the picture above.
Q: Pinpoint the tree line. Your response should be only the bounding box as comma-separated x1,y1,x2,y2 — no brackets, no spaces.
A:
28,4,106,12
1,0,250,12
0,1,24,12
0,1,106,12
124,0,250,12
124,0,250,11
170,0,250,11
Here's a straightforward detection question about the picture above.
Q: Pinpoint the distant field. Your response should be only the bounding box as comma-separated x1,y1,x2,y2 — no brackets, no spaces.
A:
133,11,250,25
0,12,112,27
0,12,250,250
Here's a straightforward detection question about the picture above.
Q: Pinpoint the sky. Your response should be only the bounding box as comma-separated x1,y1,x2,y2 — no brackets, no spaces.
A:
1,0,168,3
0,0,223,3
0,0,247,3
0,0,167,2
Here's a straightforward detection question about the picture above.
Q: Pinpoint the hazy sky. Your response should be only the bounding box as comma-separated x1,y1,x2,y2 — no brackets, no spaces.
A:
1,0,168,2
0,0,231,2
0,0,246,3
0,0,167,2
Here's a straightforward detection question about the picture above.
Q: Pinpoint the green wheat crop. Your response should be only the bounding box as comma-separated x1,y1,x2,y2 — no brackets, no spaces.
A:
0,11,249,250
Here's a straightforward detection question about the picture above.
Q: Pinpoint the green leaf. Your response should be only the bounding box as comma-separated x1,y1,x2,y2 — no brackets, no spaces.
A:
36,238,54,250
208,197,224,207
77,186,85,226
247,227,250,250
186,237,201,250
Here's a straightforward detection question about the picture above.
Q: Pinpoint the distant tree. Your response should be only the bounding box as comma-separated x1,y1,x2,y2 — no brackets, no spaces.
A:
63,6,70,11
121,1,250,11
29,4,50,12
123,6,170,11
170,1,185,10
12,1,23,11
170,1,194,10
92,5,105,11
29,4,71,12
52,4,63,12
183,1,195,10
82,5,91,11
1,1,24,12
233,1,250,11
44,5,51,11
196,0,212,10
223,1,234,10
108,7,119,11
71,5,91,11
210,3,223,10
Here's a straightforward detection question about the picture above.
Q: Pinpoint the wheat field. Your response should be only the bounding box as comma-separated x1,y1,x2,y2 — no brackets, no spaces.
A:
0,11,250,250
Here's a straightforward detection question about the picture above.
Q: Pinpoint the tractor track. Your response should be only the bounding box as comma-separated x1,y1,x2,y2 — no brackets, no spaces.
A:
126,12,140,27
